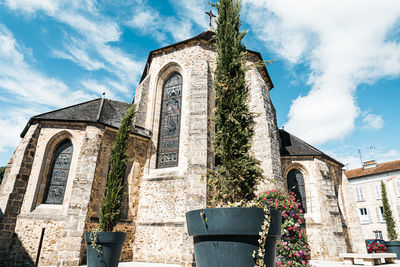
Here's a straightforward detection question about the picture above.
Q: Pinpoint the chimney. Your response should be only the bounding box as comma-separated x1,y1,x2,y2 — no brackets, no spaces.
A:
363,160,377,169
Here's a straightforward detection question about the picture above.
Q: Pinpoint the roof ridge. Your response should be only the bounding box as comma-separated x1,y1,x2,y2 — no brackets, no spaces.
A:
345,159,400,173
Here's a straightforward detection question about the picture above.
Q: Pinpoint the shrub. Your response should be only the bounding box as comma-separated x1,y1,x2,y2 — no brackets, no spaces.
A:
257,190,311,267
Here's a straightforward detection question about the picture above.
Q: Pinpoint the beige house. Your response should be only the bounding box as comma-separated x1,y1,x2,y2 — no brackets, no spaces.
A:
0,30,365,266
345,160,400,240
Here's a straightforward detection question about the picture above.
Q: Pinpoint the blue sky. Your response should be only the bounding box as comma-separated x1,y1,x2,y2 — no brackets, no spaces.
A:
0,0,399,170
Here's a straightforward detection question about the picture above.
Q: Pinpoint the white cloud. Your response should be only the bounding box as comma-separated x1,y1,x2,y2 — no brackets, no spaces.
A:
0,116,25,152
0,24,90,107
81,80,117,100
327,146,400,170
126,0,208,43
126,10,192,43
376,149,400,164
362,113,384,130
5,0,144,95
243,0,400,145
5,0,58,14
52,39,105,71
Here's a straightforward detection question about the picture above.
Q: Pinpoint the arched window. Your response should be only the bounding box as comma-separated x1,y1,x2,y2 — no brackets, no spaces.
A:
287,169,307,213
43,139,73,204
156,72,182,168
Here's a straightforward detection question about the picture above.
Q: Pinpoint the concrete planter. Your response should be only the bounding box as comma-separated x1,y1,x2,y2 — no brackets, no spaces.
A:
386,241,400,259
85,231,126,267
186,207,282,267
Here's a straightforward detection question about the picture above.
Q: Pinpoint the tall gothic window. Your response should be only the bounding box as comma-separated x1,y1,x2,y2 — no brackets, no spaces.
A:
156,72,182,168
43,139,73,204
287,169,307,213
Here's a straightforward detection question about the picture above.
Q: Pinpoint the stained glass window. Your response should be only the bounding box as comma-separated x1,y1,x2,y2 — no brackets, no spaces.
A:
287,169,307,213
156,72,182,168
43,139,73,204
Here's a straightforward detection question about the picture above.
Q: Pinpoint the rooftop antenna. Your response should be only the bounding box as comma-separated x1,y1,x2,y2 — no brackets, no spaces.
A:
205,9,216,31
358,148,363,168
102,92,106,99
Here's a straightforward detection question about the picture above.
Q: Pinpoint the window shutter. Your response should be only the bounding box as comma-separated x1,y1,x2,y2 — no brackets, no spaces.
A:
367,208,371,222
358,209,363,220
376,207,382,222
375,183,382,199
396,181,400,197
356,187,364,201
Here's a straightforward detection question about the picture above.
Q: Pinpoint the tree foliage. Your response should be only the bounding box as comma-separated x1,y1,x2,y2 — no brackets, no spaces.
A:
0,166,5,185
207,0,263,206
99,104,136,232
381,181,398,240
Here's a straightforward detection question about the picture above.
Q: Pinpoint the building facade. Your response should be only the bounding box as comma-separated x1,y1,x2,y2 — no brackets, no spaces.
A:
345,160,400,240
0,30,364,266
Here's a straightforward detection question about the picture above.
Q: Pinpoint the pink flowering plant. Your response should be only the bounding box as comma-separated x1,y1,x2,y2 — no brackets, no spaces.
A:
256,190,311,267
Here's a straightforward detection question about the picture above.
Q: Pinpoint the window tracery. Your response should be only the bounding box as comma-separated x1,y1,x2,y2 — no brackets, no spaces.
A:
43,139,73,204
156,72,182,168
287,169,307,213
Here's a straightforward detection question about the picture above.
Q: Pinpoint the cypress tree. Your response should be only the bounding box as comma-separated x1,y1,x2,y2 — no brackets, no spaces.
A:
207,0,263,206
0,167,5,185
381,181,398,240
99,104,136,232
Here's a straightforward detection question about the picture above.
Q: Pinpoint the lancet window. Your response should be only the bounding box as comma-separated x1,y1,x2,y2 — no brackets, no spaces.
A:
43,139,73,204
287,169,307,213
156,72,182,168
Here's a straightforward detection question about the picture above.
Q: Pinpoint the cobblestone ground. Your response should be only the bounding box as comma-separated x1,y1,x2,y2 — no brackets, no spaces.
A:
310,259,400,267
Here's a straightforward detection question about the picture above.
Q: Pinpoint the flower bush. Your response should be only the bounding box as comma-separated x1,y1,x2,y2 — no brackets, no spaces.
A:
256,190,311,267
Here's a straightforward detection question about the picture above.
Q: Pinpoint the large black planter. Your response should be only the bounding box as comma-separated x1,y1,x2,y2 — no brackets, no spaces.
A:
85,231,126,267
186,207,282,267
386,241,400,259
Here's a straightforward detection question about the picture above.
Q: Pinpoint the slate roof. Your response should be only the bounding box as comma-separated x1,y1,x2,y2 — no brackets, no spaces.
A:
139,30,274,90
279,129,343,166
21,98,151,138
344,159,400,179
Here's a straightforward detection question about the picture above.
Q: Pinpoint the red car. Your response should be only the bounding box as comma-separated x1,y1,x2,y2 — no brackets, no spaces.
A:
366,239,388,253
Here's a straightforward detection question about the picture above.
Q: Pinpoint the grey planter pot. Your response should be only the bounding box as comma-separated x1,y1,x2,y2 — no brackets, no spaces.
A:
386,240,400,259
85,231,126,267
186,207,282,267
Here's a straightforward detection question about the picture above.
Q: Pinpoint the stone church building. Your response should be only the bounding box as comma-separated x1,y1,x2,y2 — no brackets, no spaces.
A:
0,30,365,266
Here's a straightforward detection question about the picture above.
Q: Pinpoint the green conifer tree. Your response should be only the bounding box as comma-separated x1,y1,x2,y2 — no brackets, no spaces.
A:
99,104,136,232
207,0,263,206
0,166,5,185
381,181,398,240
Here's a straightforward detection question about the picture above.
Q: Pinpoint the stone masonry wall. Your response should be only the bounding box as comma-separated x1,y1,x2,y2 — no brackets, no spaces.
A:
132,38,283,265
84,128,148,263
337,172,365,253
0,123,39,266
281,156,347,260
57,125,104,266
134,75,151,128
1,123,104,266
246,61,284,192
133,41,215,266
